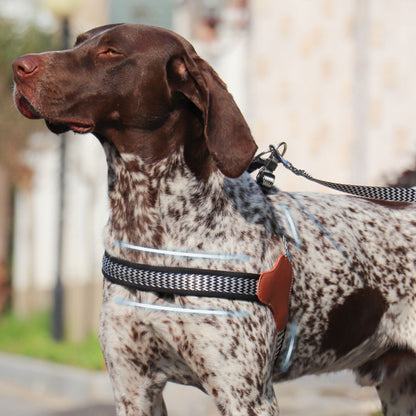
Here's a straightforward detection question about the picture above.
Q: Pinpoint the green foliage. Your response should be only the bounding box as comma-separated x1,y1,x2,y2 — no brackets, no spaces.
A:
0,310,105,371
0,18,59,86
0,18,59,181
0,18,62,314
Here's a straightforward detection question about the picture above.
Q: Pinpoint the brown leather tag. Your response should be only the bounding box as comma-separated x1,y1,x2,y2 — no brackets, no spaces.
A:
257,255,294,332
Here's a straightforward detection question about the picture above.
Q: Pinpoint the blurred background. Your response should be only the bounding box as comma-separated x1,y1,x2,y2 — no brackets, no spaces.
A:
0,0,415,415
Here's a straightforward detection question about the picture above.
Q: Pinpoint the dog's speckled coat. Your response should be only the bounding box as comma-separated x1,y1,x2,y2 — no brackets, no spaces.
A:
13,23,416,416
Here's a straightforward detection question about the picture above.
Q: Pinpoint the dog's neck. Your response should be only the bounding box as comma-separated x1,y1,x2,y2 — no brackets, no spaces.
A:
102,138,221,262
101,137,283,272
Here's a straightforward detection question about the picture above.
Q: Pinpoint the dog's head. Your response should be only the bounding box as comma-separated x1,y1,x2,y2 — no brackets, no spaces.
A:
13,23,257,178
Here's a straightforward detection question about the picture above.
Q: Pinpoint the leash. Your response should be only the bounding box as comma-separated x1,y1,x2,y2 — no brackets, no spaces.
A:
248,142,416,202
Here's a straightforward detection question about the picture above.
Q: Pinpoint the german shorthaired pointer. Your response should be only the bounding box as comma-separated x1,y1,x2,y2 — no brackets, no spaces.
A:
13,23,416,416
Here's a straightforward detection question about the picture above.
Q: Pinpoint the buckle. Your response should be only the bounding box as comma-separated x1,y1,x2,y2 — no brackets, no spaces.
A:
248,142,287,193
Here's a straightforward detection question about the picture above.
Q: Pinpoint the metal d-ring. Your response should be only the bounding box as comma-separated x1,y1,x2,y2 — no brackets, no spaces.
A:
273,142,287,159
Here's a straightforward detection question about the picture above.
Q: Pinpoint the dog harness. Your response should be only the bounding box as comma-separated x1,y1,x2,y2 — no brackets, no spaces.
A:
102,252,294,334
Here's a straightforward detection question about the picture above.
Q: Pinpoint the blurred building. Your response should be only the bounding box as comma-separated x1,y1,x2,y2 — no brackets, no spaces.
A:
11,0,110,341
10,0,416,341
249,0,416,191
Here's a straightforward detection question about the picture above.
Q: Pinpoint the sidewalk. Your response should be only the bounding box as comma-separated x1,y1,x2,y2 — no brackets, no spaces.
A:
0,352,114,416
0,352,381,416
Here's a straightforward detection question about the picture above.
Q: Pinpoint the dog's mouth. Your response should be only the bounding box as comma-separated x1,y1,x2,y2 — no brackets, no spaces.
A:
15,92,94,135
15,94,42,120
45,120,95,135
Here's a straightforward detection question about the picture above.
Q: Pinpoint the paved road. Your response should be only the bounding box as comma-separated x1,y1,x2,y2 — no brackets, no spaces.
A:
0,352,380,416
0,376,380,416
0,377,115,416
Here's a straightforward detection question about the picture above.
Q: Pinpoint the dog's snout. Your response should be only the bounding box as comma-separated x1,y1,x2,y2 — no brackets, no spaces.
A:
13,55,39,79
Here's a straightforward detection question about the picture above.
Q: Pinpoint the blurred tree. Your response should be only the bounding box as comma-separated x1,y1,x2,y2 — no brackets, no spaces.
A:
0,18,59,313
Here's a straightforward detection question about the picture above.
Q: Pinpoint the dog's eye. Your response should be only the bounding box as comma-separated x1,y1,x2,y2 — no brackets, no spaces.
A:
99,48,121,57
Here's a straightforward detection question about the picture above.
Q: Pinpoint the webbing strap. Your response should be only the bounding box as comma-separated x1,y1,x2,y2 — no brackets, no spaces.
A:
102,252,260,302
280,154,416,202
249,143,416,202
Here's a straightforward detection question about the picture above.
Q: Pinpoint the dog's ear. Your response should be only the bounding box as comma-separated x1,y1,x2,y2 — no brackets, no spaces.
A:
167,52,257,178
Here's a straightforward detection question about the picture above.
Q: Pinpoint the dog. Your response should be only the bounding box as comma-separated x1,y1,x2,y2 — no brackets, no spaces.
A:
13,23,416,416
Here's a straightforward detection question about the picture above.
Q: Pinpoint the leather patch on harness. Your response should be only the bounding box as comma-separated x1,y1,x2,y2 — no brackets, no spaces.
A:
257,255,293,332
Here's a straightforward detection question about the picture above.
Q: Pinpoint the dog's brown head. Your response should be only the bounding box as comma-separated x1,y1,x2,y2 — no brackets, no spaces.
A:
13,23,256,178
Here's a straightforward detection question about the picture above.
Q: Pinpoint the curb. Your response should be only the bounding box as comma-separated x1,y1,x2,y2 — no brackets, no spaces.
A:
0,352,113,405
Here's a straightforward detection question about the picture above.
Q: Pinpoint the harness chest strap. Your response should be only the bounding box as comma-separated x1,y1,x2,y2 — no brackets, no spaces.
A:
102,252,294,332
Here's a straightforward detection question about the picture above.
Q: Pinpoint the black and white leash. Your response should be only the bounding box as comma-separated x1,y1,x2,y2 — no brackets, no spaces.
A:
248,142,416,202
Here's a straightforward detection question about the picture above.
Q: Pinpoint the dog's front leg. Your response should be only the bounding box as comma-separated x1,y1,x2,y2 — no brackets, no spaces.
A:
99,325,168,416
210,379,279,416
99,283,168,416
182,302,281,416
111,376,167,416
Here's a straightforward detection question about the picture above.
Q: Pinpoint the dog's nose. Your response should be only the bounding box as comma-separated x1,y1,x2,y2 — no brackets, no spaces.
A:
13,55,39,79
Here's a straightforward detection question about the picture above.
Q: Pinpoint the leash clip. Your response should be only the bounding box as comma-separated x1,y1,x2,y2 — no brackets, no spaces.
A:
248,142,287,193
256,169,276,191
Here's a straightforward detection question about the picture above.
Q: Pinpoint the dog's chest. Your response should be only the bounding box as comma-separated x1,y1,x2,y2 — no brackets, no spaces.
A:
105,156,283,273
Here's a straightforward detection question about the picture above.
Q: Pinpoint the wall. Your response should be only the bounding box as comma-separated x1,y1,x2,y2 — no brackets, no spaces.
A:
12,133,108,340
249,0,416,192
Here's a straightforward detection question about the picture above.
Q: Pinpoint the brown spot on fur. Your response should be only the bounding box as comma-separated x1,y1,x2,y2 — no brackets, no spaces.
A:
322,287,387,358
217,403,227,416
